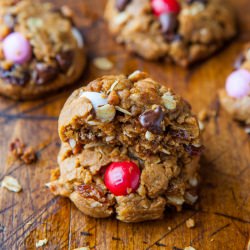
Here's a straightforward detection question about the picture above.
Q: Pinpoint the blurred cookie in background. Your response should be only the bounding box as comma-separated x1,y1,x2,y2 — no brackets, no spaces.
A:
0,0,86,100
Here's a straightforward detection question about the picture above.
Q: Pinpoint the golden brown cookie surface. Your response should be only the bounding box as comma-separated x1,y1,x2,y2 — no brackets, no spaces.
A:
48,71,202,222
105,0,237,67
0,0,85,100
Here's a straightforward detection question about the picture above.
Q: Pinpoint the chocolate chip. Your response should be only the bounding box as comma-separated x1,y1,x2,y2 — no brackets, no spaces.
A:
186,0,208,4
56,50,74,72
116,0,131,11
0,65,30,85
159,13,178,42
233,53,245,70
139,106,164,134
34,63,58,85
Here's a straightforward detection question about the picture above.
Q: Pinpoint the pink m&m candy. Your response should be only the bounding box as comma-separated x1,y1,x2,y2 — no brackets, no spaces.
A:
226,69,250,99
3,32,32,64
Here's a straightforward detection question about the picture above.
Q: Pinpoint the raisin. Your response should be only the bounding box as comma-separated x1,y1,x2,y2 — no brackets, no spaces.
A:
184,144,204,156
77,184,106,202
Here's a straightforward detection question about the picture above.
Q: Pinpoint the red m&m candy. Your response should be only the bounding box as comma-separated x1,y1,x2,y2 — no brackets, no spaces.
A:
151,0,181,16
104,161,140,196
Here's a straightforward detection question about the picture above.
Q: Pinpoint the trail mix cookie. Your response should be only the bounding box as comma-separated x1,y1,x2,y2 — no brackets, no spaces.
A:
47,71,203,222
104,0,237,67
0,0,85,100
219,43,250,125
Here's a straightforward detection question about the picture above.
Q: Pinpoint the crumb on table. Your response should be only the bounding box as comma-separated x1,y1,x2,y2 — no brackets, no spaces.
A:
9,138,37,164
186,218,195,228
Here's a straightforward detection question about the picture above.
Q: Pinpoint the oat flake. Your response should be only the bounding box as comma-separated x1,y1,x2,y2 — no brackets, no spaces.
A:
35,238,48,248
1,176,22,193
93,57,113,70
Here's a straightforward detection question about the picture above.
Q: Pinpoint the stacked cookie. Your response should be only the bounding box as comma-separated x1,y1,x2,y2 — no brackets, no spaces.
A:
48,71,202,222
0,0,85,100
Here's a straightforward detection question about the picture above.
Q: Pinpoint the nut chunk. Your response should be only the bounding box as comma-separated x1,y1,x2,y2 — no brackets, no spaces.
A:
48,71,202,222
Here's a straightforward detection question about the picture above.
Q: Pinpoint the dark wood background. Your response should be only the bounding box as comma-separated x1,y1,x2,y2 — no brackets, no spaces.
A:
0,0,249,249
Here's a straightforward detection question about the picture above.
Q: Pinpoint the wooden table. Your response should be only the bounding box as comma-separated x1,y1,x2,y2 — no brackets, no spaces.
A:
0,0,249,249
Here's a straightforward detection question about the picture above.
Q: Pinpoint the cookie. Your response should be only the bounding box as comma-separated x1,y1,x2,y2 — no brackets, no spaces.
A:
104,0,237,67
0,0,86,100
219,43,250,125
47,71,203,222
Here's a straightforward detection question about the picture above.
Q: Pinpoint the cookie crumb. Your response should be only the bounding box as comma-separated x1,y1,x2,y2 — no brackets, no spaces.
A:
35,238,48,248
1,176,22,192
9,138,37,164
184,247,196,250
93,57,113,70
186,218,195,228
168,226,172,231
247,238,250,250
210,238,214,242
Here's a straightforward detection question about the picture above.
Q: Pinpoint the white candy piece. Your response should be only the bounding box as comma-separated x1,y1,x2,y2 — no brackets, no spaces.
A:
80,91,108,110
72,28,84,48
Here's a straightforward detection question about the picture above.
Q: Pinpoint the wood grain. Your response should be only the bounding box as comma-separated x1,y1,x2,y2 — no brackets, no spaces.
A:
0,0,249,249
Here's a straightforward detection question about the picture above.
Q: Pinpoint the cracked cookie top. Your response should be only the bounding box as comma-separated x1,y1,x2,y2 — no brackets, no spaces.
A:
0,0,84,87
105,0,237,66
59,70,202,160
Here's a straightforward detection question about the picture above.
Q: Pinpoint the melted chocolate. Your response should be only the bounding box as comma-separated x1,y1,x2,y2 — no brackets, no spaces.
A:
0,65,30,85
139,106,165,134
56,50,74,72
34,63,58,85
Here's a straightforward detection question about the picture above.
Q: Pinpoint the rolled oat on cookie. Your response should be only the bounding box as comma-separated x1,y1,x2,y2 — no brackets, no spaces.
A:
105,0,237,67
0,0,86,100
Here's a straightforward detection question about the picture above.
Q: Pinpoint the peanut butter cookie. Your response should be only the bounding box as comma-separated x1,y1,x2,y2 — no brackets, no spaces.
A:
0,0,85,100
48,71,203,222
105,0,237,67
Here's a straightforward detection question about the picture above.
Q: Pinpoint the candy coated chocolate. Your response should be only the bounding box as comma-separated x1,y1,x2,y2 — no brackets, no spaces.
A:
3,32,32,64
226,69,250,98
